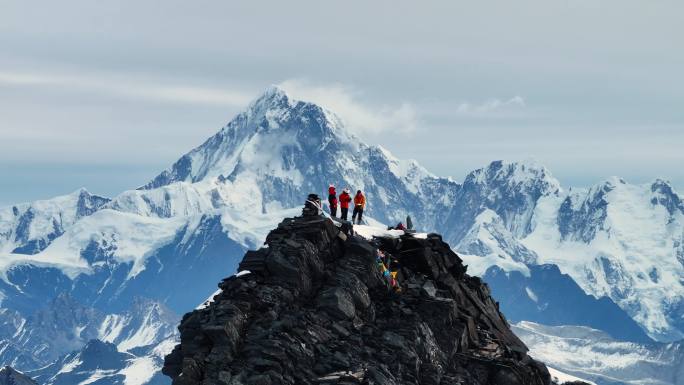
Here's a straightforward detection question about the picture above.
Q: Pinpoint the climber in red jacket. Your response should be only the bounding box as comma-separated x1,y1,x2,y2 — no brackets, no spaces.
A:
328,185,338,217
339,189,352,221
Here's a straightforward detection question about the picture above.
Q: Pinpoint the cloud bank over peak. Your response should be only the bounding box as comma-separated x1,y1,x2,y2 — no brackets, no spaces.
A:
278,79,418,137
455,96,526,115
0,70,254,107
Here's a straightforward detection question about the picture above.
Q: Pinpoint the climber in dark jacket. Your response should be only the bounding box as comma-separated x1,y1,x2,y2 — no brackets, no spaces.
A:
328,185,338,217
339,189,352,220
352,190,366,224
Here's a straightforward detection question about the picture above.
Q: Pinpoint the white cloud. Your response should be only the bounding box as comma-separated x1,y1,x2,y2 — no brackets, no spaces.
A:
278,79,418,136
455,96,526,115
0,70,252,107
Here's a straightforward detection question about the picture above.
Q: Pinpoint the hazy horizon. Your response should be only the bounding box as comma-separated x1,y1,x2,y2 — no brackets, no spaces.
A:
1,1,682,205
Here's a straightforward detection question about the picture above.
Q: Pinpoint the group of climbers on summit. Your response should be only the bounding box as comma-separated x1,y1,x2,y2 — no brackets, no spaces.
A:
328,185,365,224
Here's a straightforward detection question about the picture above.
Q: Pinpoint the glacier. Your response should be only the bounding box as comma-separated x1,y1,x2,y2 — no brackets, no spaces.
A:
513,321,684,385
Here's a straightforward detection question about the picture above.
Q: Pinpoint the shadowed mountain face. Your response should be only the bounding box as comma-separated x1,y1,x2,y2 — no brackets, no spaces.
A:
163,213,554,385
0,366,37,385
27,339,171,385
483,265,652,343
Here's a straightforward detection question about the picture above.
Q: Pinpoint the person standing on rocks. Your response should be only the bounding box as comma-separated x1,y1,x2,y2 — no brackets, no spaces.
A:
352,190,366,224
328,185,338,217
339,189,352,221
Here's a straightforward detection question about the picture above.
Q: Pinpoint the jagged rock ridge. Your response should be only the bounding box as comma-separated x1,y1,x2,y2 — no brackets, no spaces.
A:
163,213,553,385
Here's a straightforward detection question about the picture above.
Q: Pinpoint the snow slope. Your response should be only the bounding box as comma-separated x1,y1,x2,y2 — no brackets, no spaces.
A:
514,321,684,385
548,367,597,385
0,189,109,256
520,179,684,341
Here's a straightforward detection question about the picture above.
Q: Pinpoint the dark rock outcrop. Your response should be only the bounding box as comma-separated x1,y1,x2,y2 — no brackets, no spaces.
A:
0,366,38,385
163,214,552,385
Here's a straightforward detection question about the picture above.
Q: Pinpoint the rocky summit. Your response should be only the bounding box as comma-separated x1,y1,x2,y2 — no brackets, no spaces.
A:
163,209,556,385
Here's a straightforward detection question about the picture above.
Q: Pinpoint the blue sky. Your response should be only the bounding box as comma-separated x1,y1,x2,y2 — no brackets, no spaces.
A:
1,1,682,205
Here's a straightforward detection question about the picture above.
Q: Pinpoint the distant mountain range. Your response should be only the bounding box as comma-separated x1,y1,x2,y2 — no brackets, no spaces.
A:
1,86,682,384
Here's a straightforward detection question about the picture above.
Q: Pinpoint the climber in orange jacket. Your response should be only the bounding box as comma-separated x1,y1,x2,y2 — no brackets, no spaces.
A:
352,190,366,224
339,189,352,221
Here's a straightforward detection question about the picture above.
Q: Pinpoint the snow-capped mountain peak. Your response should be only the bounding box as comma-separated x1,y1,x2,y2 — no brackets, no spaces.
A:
0,188,109,256
142,85,360,190
522,176,684,341
248,84,289,108
137,86,456,229
441,160,562,243
466,160,562,196
376,145,435,181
